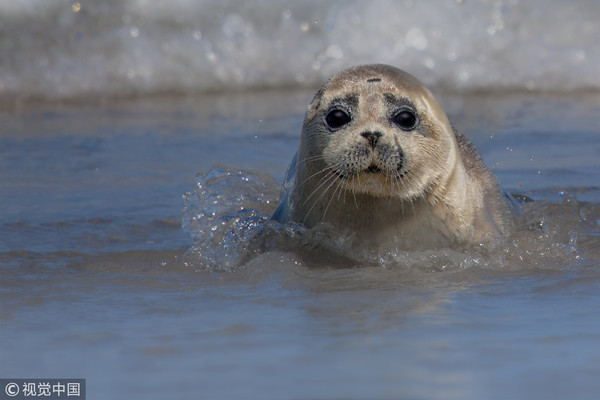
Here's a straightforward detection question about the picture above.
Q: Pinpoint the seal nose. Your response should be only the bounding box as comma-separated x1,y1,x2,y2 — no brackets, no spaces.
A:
361,131,382,148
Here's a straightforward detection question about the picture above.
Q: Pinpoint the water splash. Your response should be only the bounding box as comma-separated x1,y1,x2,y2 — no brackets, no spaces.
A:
182,167,599,272
182,166,280,271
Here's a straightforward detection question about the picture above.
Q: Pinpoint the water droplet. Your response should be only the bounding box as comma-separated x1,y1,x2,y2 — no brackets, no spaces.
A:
458,70,470,82
575,49,586,61
325,44,343,60
424,58,435,69
405,28,428,50
525,80,536,90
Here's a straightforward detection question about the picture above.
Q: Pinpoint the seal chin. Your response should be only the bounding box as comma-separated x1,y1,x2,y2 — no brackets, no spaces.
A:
337,169,403,197
332,163,383,181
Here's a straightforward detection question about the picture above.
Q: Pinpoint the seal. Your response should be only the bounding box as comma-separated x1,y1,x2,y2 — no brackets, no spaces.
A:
272,64,517,250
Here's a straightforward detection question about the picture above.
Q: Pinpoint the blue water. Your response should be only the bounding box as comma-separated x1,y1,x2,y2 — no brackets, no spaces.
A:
2,91,600,400
2,1,600,398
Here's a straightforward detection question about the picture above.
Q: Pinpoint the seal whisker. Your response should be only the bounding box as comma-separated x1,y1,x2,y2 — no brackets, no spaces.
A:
302,157,356,202
409,195,417,219
297,165,334,190
393,170,407,215
351,173,362,207
384,171,394,205
351,178,359,209
303,168,344,223
336,176,345,202
322,176,345,222
302,168,339,206
300,162,348,217
302,154,327,164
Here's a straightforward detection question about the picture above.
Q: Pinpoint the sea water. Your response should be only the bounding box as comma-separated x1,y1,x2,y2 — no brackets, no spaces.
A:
2,1,600,399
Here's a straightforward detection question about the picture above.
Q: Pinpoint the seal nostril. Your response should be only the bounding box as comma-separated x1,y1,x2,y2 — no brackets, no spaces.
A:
361,131,382,148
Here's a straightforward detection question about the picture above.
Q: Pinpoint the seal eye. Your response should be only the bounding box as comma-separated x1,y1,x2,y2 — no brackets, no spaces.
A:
325,109,351,129
393,110,417,130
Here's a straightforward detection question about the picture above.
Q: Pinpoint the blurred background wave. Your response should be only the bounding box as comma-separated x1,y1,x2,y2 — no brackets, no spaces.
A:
1,0,599,101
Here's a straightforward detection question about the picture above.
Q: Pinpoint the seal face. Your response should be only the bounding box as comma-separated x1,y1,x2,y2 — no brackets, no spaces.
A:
273,64,517,249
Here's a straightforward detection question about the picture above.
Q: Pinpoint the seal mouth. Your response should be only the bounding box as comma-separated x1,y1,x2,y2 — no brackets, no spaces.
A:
365,164,381,174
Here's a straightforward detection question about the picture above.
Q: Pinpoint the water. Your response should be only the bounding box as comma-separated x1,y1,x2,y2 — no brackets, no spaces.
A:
2,90,600,399
2,1,600,399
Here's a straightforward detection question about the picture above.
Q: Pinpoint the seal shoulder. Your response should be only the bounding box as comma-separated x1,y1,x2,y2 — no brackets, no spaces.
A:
454,129,517,236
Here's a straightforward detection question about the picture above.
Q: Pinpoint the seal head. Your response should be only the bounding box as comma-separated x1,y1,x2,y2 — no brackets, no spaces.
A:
273,64,516,249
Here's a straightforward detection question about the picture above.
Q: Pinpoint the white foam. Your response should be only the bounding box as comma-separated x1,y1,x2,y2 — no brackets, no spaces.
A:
1,0,599,100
